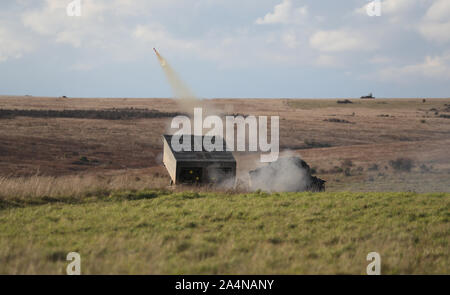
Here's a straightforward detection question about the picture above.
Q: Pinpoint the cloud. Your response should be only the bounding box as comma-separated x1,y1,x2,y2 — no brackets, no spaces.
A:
419,22,450,43
18,0,161,67
255,0,307,25
21,0,114,47
281,30,300,48
309,29,376,52
379,52,450,81
133,24,199,52
377,0,420,15
423,0,450,21
315,55,342,67
0,25,32,62
355,0,419,16
20,0,157,48
369,56,392,64
133,24,310,68
418,0,450,43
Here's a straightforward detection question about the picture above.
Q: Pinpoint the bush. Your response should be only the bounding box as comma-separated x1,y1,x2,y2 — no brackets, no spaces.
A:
304,139,332,148
323,118,353,124
389,158,414,172
368,164,379,171
79,156,89,163
337,99,353,104
419,164,432,173
0,108,185,120
344,168,351,177
341,159,353,168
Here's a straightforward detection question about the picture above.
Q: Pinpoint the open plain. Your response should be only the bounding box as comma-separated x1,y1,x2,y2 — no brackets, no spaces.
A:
0,96,449,192
0,96,449,274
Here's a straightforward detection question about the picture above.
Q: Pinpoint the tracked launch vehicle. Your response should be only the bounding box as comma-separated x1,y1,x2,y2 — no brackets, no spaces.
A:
162,135,236,185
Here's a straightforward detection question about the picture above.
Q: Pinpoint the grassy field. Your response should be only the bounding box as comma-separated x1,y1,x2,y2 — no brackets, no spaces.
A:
0,97,449,274
1,190,448,274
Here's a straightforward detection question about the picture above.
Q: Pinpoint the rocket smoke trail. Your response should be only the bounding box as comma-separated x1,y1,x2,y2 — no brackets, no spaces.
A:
153,48,197,102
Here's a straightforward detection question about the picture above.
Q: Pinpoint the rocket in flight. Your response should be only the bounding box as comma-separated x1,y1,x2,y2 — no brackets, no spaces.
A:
153,48,166,67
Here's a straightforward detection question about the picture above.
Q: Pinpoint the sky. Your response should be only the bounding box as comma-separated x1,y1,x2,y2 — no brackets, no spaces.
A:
0,0,449,98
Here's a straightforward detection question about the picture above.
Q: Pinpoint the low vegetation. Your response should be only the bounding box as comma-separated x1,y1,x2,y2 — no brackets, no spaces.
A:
337,99,353,104
0,174,168,208
389,158,414,172
303,139,332,149
323,118,354,124
0,189,448,274
0,108,185,120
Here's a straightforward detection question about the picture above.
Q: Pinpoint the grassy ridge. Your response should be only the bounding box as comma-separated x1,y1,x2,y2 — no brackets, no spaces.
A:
0,190,448,274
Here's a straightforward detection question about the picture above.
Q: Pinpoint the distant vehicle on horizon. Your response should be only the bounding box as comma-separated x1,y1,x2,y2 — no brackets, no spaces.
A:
361,93,375,99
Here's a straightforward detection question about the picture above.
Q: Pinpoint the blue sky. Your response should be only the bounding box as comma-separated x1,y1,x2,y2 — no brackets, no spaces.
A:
0,0,449,98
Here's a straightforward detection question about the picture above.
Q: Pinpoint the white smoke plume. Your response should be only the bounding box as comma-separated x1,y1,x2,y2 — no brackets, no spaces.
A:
154,48,203,115
248,156,312,192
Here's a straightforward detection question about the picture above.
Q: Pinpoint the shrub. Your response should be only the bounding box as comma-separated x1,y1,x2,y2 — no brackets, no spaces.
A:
368,164,379,171
323,118,353,124
79,156,89,163
0,108,185,120
337,99,353,104
304,139,332,148
344,168,351,177
341,159,353,168
389,158,414,172
419,164,432,173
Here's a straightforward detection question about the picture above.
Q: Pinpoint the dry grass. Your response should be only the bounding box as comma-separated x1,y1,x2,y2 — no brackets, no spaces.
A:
0,172,168,202
1,96,449,191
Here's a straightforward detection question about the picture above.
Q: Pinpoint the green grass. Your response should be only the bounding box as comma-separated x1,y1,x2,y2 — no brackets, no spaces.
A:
0,190,448,274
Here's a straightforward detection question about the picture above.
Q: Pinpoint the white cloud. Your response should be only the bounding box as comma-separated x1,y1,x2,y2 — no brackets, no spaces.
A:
369,56,392,64
133,24,198,51
309,29,376,52
355,0,419,16
419,22,450,43
16,0,313,69
0,25,32,62
378,0,417,15
315,55,342,67
17,0,161,67
419,0,450,43
133,24,310,68
255,0,308,25
423,0,450,21
21,1,108,47
20,0,154,48
379,52,450,81
281,30,300,48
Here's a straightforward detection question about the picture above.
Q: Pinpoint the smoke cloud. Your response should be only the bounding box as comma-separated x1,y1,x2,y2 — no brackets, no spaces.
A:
154,48,200,114
248,156,311,192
